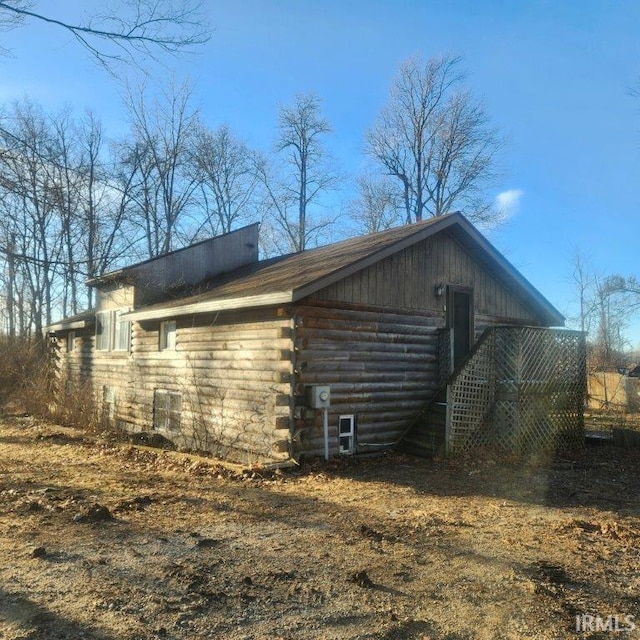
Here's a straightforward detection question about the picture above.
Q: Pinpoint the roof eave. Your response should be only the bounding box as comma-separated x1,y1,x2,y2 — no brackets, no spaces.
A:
45,319,93,333
86,271,137,287
124,291,294,322
451,217,565,326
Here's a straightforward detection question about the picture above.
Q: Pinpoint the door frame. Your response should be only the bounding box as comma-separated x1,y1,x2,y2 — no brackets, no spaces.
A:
446,285,474,371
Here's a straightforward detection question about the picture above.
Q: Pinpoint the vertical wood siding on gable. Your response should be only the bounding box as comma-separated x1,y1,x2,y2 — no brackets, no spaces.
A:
315,232,542,324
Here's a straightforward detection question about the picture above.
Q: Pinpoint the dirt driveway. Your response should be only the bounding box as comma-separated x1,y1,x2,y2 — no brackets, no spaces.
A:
1,415,639,640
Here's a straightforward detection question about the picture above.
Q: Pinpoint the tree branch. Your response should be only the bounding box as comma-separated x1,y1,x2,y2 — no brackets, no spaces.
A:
0,1,210,68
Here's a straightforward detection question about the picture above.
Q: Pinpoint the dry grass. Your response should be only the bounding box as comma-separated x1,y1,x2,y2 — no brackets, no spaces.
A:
584,408,640,433
1,415,640,640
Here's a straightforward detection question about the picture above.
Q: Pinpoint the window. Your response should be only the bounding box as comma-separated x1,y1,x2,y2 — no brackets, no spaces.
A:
67,330,76,353
114,310,131,352
338,415,356,455
153,390,181,432
96,309,131,352
159,320,177,351
96,311,112,351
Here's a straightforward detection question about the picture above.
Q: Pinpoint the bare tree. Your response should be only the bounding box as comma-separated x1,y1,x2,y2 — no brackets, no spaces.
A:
570,249,594,336
260,93,339,252
366,53,503,225
0,1,209,68
592,275,632,367
0,99,141,333
123,80,201,257
191,124,260,236
0,99,63,336
611,275,640,305
569,251,634,369
75,112,138,307
48,108,85,316
349,173,403,233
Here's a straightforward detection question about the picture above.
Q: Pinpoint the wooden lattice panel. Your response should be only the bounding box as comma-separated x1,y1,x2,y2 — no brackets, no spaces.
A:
438,328,452,385
447,330,496,446
448,327,585,454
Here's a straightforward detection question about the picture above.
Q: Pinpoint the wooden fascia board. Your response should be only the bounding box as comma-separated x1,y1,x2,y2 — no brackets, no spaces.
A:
86,271,137,287
291,214,461,302
46,319,92,333
124,291,293,322
452,217,564,326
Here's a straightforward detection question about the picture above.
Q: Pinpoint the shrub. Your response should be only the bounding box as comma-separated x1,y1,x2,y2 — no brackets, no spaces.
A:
0,337,52,415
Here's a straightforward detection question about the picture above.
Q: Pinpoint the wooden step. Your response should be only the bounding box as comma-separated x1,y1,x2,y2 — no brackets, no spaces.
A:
400,418,446,457
397,438,439,458
399,392,448,458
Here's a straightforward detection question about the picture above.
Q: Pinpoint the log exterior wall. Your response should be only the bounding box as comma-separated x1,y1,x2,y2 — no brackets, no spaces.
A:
292,302,443,458
53,307,294,464
52,228,555,463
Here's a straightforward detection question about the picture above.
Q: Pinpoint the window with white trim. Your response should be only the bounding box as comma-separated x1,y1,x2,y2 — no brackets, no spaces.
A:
153,390,181,432
114,310,131,351
159,320,177,351
96,311,112,351
67,330,76,352
96,309,131,352
338,415,356,455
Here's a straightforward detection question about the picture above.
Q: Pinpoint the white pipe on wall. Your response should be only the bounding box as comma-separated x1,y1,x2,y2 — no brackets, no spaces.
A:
323,407,329,460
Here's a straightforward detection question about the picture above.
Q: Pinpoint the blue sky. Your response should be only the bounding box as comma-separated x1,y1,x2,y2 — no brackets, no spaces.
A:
1,0,639,345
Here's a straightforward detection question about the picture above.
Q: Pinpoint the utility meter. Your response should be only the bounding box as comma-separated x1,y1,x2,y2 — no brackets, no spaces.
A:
307,385,331,409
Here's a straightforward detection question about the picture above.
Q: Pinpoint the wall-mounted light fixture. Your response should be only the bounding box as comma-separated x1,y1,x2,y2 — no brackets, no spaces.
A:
434,284,445,298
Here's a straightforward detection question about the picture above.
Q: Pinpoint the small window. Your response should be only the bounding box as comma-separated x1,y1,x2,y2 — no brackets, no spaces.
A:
67,330,76,353
159,320,177,351
153,390,181,432
95,311,111,351
113,310,131,352
338,415,356,455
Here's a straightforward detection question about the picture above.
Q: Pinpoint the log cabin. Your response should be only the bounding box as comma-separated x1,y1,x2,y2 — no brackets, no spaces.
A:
46,212,585,464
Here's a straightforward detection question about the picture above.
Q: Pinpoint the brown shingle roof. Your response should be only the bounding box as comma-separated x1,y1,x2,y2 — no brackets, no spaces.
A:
120,212,563,326
127,215,451,319
186,216,445,299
